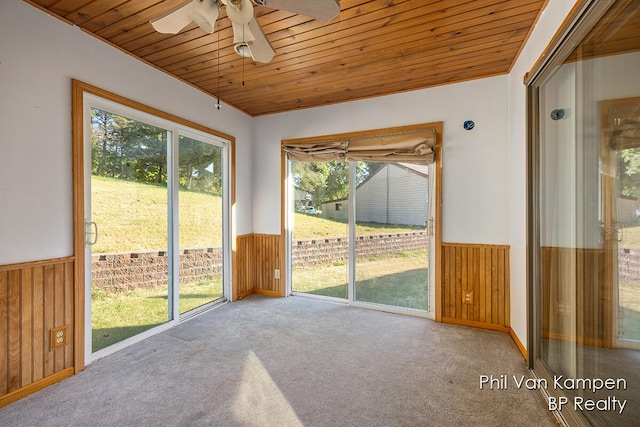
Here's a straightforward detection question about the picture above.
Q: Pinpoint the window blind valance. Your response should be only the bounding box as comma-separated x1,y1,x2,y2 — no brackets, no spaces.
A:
282,127,437,164
609,120,640,150
282,140,347,162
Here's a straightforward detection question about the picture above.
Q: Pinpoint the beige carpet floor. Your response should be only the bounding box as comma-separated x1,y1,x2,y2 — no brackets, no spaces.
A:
0,294,557,426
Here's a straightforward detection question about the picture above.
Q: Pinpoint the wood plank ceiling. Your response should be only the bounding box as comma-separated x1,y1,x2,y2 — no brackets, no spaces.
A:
25,0,548,116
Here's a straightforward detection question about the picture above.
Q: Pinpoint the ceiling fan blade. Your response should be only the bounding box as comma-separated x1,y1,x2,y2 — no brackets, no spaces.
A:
150,0,198,34
190,0,220,33
246,17,275,63
151,0,219,34
231,21,256,44
257,0,340,22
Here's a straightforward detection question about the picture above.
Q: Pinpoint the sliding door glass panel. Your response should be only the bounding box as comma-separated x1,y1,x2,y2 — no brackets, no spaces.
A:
531,1,640,425
538,64,579,380
608,105,640,343
354,162,429,310
90,107,170,352
290,160,349,299
178,135,224,314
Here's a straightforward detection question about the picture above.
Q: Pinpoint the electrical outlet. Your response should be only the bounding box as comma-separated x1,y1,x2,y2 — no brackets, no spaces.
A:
50,325,69,350
463,290,473,305
274,269,280,279
557,300,572,317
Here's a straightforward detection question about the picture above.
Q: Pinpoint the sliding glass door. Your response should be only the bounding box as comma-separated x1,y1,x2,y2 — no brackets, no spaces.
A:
84,93,230,359
285,130,439,316
89,108,171,352
528,1,639,425
354,162,430,310
178,134,224,314
290,160,349,299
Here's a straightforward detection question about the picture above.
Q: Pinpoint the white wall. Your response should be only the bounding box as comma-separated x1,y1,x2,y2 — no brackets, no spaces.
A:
507,0,581,350
253,75,510,246
0,1,254,265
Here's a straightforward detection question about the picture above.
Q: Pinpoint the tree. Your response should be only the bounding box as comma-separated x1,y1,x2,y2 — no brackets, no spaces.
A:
619,148,640,197
291,160,370,205
178,136,222,194
91,108,168,184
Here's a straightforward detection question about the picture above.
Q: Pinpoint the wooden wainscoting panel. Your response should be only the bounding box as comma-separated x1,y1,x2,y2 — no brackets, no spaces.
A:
234,234,284,300
253,234,283,296
441,243,510,329
540,246,610,347
0,257,75,407
235,234,255,300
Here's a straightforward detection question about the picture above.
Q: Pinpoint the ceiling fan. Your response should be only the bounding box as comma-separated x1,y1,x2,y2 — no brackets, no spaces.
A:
150,0,341,63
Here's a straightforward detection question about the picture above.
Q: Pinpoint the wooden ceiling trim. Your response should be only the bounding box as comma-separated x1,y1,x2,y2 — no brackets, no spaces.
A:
32,0,59,8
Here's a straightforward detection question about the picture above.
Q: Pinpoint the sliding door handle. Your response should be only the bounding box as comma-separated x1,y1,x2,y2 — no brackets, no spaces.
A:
426,217,434,236
85,220,98,245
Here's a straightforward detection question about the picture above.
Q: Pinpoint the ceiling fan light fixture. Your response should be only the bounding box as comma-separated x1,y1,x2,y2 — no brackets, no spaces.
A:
226,0,253,25
234,42,252,58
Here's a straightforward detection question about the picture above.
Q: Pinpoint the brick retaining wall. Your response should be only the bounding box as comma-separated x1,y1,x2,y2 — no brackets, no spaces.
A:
92,247,222,291
92,241,640,291
292,231,428,267
619,247,640,284
92,232,428,290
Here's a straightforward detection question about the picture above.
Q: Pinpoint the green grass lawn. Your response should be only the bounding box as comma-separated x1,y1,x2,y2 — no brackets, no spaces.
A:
622,222,640,248
293,250,429,310
292,213,423,240
620,281,640,341
92,176,419,253
91,175,222,253
92,278,222,351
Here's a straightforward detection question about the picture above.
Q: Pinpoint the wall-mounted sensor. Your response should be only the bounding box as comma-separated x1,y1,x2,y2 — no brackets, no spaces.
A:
463,120,475,130
551,109,566,120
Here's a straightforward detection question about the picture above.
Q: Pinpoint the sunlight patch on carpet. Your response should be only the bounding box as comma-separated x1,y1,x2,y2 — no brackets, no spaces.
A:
232,350,303,427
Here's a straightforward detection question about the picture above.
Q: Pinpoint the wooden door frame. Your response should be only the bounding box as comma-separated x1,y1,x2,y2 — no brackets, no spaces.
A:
72,80,236,371
599,96,640,348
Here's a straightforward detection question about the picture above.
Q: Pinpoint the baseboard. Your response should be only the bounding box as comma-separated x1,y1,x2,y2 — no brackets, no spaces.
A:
441,317,510,333
236,288,254,300
0,367,74,408
509,328,528,360
254,289,284,297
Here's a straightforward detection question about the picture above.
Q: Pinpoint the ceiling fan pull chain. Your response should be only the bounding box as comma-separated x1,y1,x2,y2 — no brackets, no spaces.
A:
216,10,221,110
242,24,245,87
